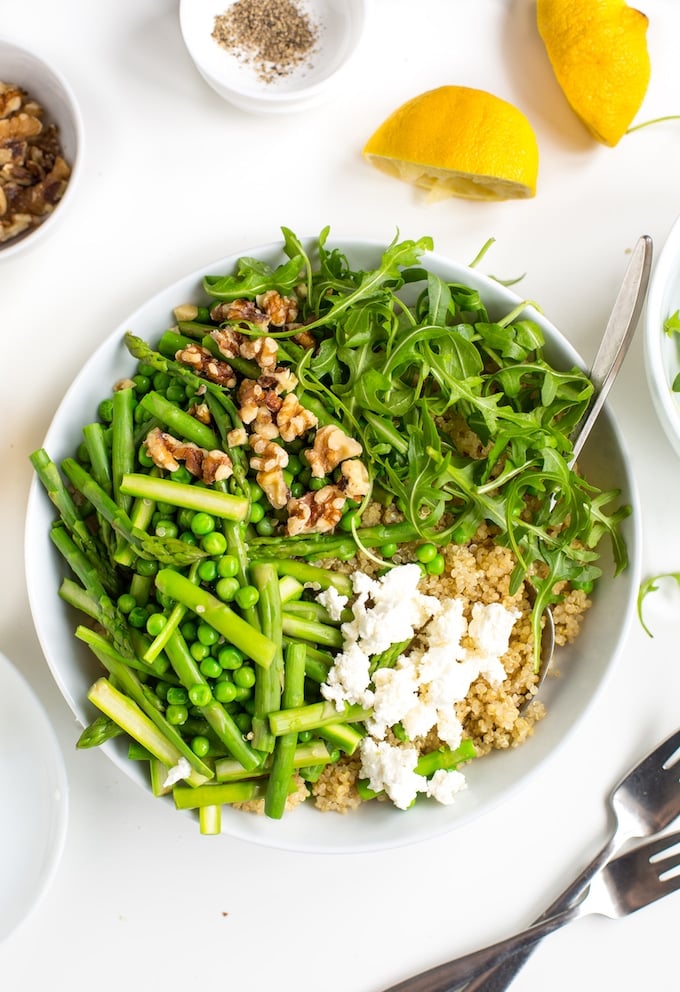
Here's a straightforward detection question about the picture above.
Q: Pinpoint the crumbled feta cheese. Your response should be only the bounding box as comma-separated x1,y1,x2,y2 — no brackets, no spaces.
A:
359,738,426,811
321,640,374,709
318,564,521,810
316,585,348,621
426,768,467,805
368,654,421,739
342,563,442,656
162,756,192,788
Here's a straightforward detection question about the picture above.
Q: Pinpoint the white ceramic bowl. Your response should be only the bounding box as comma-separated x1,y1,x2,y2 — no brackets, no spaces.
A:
0,37,83,260
25,236,641,854
644,214,680,459
179,0,367,114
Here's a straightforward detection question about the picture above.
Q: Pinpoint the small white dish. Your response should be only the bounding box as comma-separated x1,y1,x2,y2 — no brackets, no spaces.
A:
0,37,83,260
179,0,367,114
644,213,680,458
0,649,68,943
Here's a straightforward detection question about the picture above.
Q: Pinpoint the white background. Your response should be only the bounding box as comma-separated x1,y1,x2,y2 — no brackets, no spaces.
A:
2,1,680,990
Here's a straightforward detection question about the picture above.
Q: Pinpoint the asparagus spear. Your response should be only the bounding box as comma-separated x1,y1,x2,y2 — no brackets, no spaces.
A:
265,641,307,819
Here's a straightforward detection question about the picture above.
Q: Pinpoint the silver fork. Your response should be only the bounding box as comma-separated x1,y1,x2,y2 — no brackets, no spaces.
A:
382,829,680,992
382,727,680,992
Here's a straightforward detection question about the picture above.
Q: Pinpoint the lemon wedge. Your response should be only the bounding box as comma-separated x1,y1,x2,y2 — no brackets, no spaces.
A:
362,85,539,202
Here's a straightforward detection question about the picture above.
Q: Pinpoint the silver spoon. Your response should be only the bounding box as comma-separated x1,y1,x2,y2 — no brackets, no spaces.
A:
523,234,653,710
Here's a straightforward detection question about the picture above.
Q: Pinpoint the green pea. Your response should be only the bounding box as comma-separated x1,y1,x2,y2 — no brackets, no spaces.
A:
426,553,446,576
166,704,188,725
197,559,218,583
339,509,361,532
233,685,252,703
155,681,171,701
255,517,275,536
180,620,198,642
177,508,196,530
135,558,158,577
172,466,193,484
248,501,265,524
137,444,154,468
166,383,185,403
416,543,438,564
217,646,244,670
234,712,251,733
215,577,239,602
214,680,237,703
287,454,303,476
233,666,256,689
137,361,156,377
309,476,328,491
146,612,167,637
191,735,211,758
76,442,90,464
289,482,305,499
298,729,313,743
196,622,219,646
117,593,137,614
180,531,198,546
191,512,216,537
128,606,149,629
381,542,398,558
153,372,171,392
201,531,227,556
132,373,151,395
98,398,114,423
155,518,178,539
200,657,222,680
190,641,210,662
216,554,239,578
188,684,212,707
166,686,188,706
248,481,264,502
235,585,259,610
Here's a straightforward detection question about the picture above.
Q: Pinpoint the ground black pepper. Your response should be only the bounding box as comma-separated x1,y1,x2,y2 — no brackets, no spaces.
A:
212,0,320,84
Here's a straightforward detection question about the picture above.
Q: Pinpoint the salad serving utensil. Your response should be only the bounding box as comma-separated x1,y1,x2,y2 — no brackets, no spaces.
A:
384,725,680,992
524,234,653,709
382,824,680,992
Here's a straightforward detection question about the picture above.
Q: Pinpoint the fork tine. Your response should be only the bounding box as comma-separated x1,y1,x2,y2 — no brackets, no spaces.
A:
642,829,680,862
656,728,680,770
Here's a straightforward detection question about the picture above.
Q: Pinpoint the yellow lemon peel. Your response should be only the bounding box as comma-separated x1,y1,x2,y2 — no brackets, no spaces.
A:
362,85,539,202
537,0,651,147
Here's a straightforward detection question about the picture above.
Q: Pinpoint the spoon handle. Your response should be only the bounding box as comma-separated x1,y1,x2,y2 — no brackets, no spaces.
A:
569,234,653,463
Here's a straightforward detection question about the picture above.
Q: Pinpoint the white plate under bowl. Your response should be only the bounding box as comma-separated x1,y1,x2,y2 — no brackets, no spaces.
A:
0,650,68,942
25,236,641,854
644,213,680,458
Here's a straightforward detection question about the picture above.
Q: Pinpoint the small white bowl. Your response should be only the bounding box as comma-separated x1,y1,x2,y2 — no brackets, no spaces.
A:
179,0,367,114
644,214,680,458
0,37,83,260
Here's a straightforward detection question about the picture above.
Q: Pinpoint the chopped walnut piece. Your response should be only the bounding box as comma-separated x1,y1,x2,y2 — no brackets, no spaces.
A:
292,329,316,350
175,343,237,388
305,425,363,478
237,379,264,424
257,467,290,509
256,289,299,326
211,326,245,360
286,486,347,535
187,401,211,424
276,392,318,442
210,298,269,327
258,367,298,395
338,459,370,499
144,427,233,484
227,426,248,447
239,335,278,370
249,436,289,473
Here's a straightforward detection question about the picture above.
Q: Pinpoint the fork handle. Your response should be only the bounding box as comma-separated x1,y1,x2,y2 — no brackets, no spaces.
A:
449,830,619,992
381,901,583,992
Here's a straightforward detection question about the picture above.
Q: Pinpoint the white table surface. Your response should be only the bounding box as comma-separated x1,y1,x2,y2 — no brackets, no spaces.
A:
3,1,680,989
